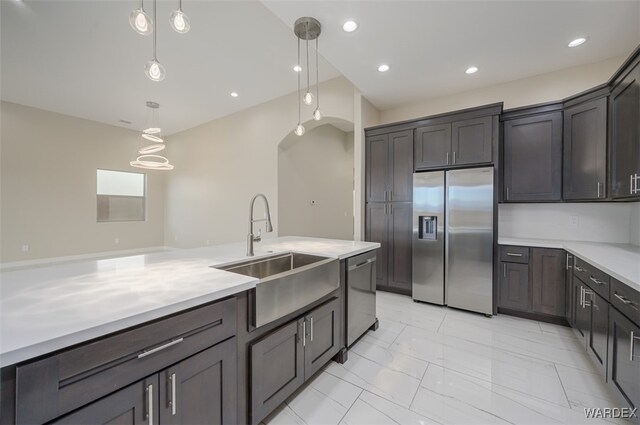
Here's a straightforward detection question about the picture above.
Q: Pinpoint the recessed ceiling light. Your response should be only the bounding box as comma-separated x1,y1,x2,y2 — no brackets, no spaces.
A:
465,66,478,74
377,64,390,73
343,20,358,32
293,65,302,72
230,92,239,98
568,37,587,48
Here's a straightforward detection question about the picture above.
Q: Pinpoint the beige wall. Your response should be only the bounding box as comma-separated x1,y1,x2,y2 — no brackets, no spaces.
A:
380,56,625,124
164,77,358,248
0,102,166,262
278,124,354,240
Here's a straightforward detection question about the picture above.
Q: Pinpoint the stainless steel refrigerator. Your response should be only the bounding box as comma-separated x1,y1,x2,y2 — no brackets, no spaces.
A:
412,167,494,315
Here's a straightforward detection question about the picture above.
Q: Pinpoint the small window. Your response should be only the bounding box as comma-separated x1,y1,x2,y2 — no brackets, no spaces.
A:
97,169,145,222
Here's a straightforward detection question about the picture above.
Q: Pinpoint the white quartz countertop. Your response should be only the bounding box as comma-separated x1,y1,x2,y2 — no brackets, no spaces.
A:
0,237,379,367
498,237,640,292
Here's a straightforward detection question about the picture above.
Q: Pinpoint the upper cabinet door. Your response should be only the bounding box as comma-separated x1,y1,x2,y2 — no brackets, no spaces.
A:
451,116,493,165
563,97,608,200
414,124,451,170
503,112,562,202
610,61,640,199
366,134,389,202
389,130,414,202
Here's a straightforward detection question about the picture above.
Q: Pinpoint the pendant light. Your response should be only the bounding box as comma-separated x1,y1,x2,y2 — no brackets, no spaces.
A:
170,0,190,34
131,102,174,170
129,0,153,36
293,17,322,136
144,0,166,82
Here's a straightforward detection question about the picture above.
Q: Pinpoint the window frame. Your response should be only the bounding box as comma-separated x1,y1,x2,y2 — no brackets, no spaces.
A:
96,168,147,223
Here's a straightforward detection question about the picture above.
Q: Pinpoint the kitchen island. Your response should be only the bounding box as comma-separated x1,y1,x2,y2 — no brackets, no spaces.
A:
0,236,379,425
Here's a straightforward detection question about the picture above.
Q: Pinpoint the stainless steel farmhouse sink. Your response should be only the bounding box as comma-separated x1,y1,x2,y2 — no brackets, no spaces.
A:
214,252,339,327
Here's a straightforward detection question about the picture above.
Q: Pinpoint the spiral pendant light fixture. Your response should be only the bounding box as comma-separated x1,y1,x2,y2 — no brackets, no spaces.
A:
293,17,322,136
131,102,174,170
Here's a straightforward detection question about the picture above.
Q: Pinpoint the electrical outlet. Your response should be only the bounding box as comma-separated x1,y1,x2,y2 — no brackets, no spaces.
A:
569,215,579,226
21,244,29,252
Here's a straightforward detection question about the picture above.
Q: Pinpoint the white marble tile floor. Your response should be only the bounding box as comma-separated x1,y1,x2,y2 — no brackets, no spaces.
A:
263,291,625,425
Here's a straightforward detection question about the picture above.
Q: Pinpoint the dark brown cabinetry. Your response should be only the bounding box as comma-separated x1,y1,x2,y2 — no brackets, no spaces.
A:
587,290,609,376
250,320,305,424
414,124,451,169
451,116,493,165
502,110,563,202
608,307,640,411
531,248,565,316
498,246,566,321
573,278,590,342
366,202,412,294
499,261,530,311
250,298,341,424
563,96,608,200
366,130,413,203
610,58,640,199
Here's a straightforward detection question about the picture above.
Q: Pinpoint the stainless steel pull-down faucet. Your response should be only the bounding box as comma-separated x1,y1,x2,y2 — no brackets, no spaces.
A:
247,194,273,256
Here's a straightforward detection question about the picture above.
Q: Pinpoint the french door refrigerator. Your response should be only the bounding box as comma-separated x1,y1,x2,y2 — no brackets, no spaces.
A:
412,167,494,315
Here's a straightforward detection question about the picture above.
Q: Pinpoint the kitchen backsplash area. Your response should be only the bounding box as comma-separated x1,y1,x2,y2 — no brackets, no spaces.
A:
498,202,638,244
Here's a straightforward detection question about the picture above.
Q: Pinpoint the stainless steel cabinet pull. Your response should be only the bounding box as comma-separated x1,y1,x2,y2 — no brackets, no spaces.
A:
580,286,585,308
446,152,450,165
631,175,634,195
169,373,177,415
503,263,506,277
506,187,510,201
597,182,601,198
584,289,592,307
453,151,457,164
566,254,572,270
310,317,314,342
146,383,154,425
614,293,633,305
138,338,184,359
574,266,585,272
589,276,605,286
631,331,636,361
302,320,306,346
506,253,523,257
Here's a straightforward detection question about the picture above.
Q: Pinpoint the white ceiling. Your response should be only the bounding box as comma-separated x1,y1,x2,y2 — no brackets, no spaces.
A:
0,0,341,135
263,0,640,109
2,1,639,135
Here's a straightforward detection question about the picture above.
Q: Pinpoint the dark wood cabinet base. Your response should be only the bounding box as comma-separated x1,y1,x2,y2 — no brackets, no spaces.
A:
497,307,570,326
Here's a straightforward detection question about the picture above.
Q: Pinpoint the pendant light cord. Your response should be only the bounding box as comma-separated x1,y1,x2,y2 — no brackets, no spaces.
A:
179,0,182,11
152,0,157,60
306,23,310,96
297,37,301,124
315,37,319,108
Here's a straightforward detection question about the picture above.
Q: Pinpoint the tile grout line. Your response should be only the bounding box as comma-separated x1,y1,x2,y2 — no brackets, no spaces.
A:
409,362,430,411
553,362,573,409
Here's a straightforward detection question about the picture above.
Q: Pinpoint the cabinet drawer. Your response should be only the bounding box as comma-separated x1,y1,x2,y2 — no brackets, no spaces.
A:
611,278,640,327
574,257,610,301
500,246,530,264
16,297,236,425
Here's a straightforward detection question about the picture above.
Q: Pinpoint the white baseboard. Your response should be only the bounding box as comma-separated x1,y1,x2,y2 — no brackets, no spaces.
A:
0,246,175,271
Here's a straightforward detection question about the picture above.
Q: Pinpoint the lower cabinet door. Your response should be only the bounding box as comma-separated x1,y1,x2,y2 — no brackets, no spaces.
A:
565,253,574,324
573,280,590,346
250,319,305,425
388,202,413,293
160,338,237,425
366,203,389,289
531,248,565,317
608,307,640,410
304,298,341,379
499,262,529,311
51,376,158,425
587,291,609,376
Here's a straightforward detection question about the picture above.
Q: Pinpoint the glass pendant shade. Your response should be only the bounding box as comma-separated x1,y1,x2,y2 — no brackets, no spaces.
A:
312,108,322,121
145,59,166,82
170,9,190,34
303,91,314,105
294,124,305,136
130,8,153,35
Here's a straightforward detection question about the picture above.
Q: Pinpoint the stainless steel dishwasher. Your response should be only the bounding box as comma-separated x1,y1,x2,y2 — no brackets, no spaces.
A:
346,249,378,347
